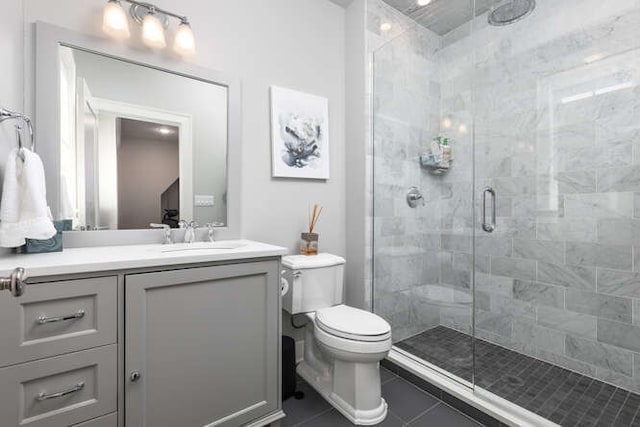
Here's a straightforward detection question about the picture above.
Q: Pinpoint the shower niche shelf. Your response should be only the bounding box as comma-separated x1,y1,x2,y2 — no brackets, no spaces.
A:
420,137,452,175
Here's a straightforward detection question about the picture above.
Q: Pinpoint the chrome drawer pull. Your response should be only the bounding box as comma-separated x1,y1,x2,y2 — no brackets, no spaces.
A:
36,382,85,401
37,309,86,325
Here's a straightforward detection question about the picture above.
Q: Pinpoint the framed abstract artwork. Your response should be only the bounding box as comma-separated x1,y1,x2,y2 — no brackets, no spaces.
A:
270,86,330,179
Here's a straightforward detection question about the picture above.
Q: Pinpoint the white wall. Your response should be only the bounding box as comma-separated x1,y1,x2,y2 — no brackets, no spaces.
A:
344,0,368,309
0,0,347,256
0,1,25,184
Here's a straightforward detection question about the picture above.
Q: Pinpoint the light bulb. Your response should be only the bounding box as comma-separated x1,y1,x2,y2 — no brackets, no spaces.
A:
103,0,130,39
174,21,196,55
417,0,431,5
142,11,166,49
380,22,392,32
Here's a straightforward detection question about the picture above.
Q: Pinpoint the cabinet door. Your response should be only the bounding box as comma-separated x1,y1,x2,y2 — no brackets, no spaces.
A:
125,261,280,427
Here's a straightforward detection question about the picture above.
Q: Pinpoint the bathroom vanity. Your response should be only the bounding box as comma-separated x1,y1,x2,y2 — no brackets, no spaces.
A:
0,241,287,427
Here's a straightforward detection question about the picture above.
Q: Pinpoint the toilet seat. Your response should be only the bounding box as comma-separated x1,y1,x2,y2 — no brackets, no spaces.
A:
315,305,391,342
314,323,392,356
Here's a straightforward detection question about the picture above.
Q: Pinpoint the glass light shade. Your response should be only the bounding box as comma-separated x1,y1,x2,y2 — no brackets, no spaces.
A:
174,22,196,55
142,13,166,49
102,0,130,39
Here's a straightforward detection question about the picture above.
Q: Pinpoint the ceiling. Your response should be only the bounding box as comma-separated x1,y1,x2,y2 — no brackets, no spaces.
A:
382,0,503,35
119,118,179,144
329,0,354,7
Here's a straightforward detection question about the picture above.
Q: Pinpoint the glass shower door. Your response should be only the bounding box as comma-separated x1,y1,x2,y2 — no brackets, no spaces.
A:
370,0,476,386
472,0,640,416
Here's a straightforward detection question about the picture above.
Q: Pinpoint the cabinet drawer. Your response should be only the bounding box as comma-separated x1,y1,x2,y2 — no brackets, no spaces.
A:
0,276,117,367
0,345,117,427
71,412,117,427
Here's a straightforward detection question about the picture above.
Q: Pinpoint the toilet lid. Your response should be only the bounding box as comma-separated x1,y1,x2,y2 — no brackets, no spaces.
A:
315,305,391,342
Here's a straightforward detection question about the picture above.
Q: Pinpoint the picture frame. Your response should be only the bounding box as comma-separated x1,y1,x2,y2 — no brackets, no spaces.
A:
270,86,330,179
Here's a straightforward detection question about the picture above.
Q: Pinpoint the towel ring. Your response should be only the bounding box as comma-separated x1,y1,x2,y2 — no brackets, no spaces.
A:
0,108,36,160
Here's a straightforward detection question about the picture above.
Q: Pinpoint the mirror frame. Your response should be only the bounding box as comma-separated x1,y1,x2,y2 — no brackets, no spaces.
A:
34,21,242,243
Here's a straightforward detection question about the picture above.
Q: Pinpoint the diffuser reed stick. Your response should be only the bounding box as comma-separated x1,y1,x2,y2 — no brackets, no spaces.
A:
309,204,323,234
301,204,322,255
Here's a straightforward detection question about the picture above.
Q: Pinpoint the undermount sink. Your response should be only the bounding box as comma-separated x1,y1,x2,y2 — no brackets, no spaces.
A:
159,241,247,253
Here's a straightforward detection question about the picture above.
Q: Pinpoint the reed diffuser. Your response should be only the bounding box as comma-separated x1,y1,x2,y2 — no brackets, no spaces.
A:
301,204,323,255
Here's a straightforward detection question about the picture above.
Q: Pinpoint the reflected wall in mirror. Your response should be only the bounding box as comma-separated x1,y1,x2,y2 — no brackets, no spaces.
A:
58,45,228,231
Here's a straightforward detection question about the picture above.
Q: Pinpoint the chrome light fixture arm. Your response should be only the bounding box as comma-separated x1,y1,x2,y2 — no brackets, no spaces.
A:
123,0,188,24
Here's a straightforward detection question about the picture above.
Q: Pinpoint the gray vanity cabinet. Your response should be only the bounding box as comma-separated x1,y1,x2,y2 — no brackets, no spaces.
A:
124,260,281,427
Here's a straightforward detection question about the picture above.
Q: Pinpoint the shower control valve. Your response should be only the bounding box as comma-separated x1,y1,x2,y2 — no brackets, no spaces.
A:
406,187,425,208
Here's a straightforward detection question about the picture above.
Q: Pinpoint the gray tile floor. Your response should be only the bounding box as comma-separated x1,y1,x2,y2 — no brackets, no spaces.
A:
281,367,483,426
397,326,640,426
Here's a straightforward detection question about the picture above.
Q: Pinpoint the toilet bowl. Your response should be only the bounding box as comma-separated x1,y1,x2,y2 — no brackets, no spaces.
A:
282,254,392,425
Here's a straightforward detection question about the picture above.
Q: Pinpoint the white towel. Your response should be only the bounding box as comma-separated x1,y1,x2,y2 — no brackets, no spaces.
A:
0,149,57,247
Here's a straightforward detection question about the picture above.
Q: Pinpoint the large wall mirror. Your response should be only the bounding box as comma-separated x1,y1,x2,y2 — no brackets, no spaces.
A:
34,22,241,236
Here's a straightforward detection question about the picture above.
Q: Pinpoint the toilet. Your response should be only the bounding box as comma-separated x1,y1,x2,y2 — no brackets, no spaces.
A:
282,253,392,425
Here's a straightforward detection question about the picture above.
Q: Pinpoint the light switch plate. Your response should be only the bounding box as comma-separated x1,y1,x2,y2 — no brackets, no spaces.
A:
195,195,215,207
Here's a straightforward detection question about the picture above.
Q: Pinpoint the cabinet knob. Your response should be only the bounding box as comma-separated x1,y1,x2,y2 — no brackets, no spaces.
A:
0,267,27,297
130,371,142,382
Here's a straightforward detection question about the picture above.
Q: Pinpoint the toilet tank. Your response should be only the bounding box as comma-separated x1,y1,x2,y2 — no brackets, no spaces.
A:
282,253,346,314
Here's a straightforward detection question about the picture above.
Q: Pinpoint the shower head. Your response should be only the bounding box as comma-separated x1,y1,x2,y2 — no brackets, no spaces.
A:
488,0,536,26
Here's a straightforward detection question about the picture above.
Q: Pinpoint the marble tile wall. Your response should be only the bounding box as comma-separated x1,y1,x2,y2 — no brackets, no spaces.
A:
438,0,640,393
371,0,640,393
369,0,455,342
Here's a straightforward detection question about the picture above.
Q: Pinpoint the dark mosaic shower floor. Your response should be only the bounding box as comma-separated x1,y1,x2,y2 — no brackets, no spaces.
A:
397,326,640,426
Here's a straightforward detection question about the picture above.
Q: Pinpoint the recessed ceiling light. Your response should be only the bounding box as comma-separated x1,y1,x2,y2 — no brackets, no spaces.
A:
157,127,172,135
417,0,432,6
380,22,392,32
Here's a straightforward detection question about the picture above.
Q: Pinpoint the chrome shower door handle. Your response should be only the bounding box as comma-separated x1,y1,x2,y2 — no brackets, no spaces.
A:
482,187,496,233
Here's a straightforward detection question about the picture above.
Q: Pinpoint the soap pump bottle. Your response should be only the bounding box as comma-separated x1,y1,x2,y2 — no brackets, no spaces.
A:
441,138,451,168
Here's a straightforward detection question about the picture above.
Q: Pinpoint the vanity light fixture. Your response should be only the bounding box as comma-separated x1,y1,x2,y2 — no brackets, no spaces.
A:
173,19,196,55
141,8,167,49
102,0,130,39
102,0,196,55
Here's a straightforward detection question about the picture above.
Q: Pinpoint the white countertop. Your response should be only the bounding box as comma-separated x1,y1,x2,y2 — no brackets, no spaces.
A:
0,240,288,278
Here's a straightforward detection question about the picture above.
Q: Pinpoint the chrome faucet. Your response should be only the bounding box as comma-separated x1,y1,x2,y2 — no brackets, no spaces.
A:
205,222,225,242
205,223,216,242
179,220,199,243
150,223,173,244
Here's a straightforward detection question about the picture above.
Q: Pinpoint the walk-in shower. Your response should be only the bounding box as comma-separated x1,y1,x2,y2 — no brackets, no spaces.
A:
370,0,640,424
